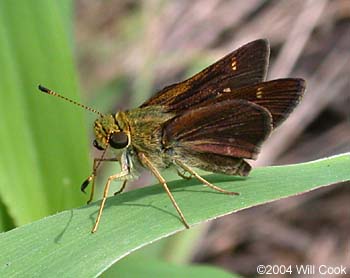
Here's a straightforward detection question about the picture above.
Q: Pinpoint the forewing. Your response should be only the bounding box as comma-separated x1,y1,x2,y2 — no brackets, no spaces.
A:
141,39,269,109
163,100,272,160
199,78,306,127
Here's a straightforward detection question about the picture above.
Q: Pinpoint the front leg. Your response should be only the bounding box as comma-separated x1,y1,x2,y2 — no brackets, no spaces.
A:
91,171,129,233
81,158,119,204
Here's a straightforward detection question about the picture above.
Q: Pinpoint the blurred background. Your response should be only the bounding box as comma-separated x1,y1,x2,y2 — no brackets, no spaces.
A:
0,0,349,277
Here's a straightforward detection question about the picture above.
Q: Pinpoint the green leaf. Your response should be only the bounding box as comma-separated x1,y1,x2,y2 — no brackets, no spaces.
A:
0,153,349,277
0,1,89,227
103,255,234,278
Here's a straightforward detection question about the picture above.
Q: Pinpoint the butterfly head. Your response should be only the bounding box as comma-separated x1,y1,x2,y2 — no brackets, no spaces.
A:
93,114,130,151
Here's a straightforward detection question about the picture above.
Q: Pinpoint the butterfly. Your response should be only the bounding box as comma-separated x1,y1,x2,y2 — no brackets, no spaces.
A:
39,39,305,232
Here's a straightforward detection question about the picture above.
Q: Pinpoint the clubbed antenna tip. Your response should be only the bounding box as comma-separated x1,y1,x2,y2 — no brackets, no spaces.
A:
38,84,50,93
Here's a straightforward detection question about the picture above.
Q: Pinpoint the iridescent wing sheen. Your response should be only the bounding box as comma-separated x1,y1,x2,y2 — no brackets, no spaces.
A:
163,99,273,160
141,39,270,110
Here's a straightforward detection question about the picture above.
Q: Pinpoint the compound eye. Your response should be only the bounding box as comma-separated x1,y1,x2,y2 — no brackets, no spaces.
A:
109,132,129,149
93,139,104,151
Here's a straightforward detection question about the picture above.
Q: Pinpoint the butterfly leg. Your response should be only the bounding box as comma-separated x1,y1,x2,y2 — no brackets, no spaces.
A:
139,153,190,229
175,159,239,195
177,169,192,180
81,158,119,204
114,180,128,196
91,171,129,233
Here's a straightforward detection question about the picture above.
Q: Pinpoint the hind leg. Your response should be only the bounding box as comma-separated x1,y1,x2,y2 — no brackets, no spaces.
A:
175,159,239,195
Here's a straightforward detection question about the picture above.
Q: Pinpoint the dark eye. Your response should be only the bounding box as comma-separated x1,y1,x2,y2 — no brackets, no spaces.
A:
109,132,129,149
93,140,104,151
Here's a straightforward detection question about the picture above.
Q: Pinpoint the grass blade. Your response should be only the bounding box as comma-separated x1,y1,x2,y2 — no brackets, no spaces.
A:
0,0,89,227
0,153,349,277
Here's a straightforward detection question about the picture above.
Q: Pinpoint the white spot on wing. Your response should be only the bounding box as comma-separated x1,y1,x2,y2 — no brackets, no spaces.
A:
231,59,237,71
256,87,263,99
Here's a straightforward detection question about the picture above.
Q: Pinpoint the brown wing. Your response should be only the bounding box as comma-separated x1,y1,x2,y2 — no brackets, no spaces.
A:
163,99,272,160
141,39,269,109
197,78,306,128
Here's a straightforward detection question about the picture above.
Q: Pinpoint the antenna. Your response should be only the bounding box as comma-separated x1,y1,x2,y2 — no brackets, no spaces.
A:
38,85,103,117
